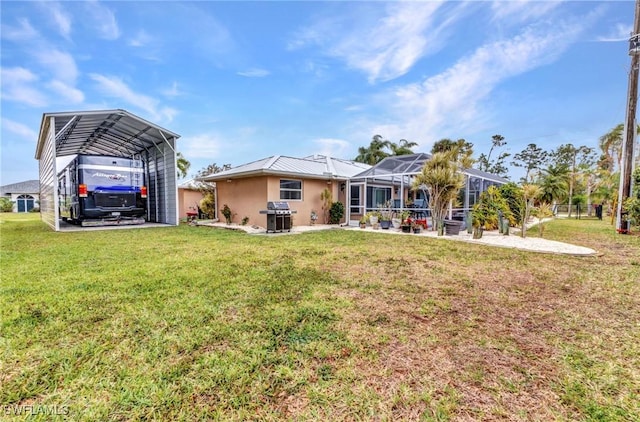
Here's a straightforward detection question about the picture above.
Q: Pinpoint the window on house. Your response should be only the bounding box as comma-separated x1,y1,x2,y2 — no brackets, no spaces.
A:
280,179,302,200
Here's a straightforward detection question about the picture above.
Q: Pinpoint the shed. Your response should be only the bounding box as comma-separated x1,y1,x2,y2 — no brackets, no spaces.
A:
34,109,180,231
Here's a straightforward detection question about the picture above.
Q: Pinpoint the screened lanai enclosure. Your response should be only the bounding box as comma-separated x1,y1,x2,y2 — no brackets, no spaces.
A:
346,153,509,225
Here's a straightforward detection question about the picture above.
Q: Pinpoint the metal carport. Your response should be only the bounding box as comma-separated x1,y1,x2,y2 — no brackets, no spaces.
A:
34,109,181,231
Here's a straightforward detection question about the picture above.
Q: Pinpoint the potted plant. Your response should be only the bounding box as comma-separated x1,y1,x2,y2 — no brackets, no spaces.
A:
378,200,393,229
368,211,379,225
412,221,422,234
400,211,412,233
443,219,463,235
359,215,367,229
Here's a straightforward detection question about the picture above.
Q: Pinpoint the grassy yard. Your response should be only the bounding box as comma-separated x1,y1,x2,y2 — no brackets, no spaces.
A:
1,214,638,421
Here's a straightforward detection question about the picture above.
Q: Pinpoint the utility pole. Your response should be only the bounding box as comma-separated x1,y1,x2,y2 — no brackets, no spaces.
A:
617,0,640,232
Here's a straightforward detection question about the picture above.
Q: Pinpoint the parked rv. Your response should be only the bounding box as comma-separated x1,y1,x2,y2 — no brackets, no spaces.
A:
57,155,147,226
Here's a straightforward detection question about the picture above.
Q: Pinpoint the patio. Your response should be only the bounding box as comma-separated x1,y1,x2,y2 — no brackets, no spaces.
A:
345,153,509,225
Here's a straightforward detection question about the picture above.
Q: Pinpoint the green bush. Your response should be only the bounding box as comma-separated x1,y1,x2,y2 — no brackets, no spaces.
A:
220,204,234,224
498,182,522,225
329,201,344,224
472,186,512,230
199,193,215,219
0,198,14,212
624,168,640,229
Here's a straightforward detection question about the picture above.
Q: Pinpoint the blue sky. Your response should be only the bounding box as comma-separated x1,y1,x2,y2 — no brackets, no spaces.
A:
0,1,634,185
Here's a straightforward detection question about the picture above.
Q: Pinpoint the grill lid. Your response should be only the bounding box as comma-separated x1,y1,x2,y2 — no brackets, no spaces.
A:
267,201,290,210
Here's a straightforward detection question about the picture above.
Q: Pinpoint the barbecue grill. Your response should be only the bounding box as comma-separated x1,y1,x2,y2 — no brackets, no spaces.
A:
259,201,296,233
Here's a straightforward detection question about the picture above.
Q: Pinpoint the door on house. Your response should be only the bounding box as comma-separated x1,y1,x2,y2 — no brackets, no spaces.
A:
350,184,364,215
17,194,35,212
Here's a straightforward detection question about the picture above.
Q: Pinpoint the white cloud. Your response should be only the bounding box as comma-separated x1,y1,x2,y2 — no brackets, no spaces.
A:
0,67,48,107
161,81,184,98
84,0,120,40
597,23,632,42
47,80,84,104
89,73,176,123
312,138,351,158
129,29,152,47
1,118,38,140
33,48,79,83
1,18,39,41
289,2,466,83
49,2,72,39
369,16,593,146
491,0,562,23
237,68,270,78
179,133,223,160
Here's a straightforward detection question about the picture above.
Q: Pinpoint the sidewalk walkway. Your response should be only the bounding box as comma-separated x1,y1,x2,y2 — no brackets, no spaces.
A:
195,220,598,256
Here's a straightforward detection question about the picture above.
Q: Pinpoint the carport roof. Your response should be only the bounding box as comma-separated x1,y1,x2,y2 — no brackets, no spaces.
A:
35,109,180,160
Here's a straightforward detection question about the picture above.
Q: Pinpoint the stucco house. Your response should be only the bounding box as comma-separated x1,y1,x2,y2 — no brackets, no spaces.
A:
199,155,371,227
177,179,207,220
1,180,40,212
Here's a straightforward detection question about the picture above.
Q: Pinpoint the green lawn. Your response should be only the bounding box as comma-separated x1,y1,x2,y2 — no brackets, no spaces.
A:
1,214,639,421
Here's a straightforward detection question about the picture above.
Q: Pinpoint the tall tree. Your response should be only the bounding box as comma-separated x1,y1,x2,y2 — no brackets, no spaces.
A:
390,139,418,156
195,163,232,178
550,144,595,217
354,135,392,165
511,143,548,183
477,134,510,177
598,123,624,172
176,152,191,179
431,138,474,169
412,149,465,234
538,164,569,206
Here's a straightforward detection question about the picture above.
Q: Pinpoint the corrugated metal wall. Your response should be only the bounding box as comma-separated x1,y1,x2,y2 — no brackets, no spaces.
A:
38,117,58,231
36,111,179,230
146,140,177,225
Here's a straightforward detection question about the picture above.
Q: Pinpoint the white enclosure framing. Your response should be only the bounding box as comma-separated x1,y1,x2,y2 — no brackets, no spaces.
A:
35,109,181,231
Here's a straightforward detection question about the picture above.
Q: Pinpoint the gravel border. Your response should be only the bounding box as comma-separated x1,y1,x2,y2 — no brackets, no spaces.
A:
196,220,598,256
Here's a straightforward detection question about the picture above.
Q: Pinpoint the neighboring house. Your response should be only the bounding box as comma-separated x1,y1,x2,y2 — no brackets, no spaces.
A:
178,179,207,219
199,155,371,227
0,180,40,212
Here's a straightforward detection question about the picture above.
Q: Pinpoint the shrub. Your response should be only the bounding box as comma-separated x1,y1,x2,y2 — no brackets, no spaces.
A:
0,198,14,212
472,186,512,230
328,201,344,224
220,204,234,224
498,182,522,225
199,193,215,219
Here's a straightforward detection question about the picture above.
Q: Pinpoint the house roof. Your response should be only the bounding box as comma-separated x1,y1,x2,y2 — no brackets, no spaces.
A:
352,153,510,184
35,109,180,160
199,155,371,181
178,178,212,190
1,179,40,196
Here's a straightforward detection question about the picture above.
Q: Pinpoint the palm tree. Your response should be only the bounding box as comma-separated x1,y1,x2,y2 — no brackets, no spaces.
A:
430,138,474,169
599,124,623,172
354,135,392,165
412,150,465,235
176,152,191,179
538,164,569,207
390,139,418,156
